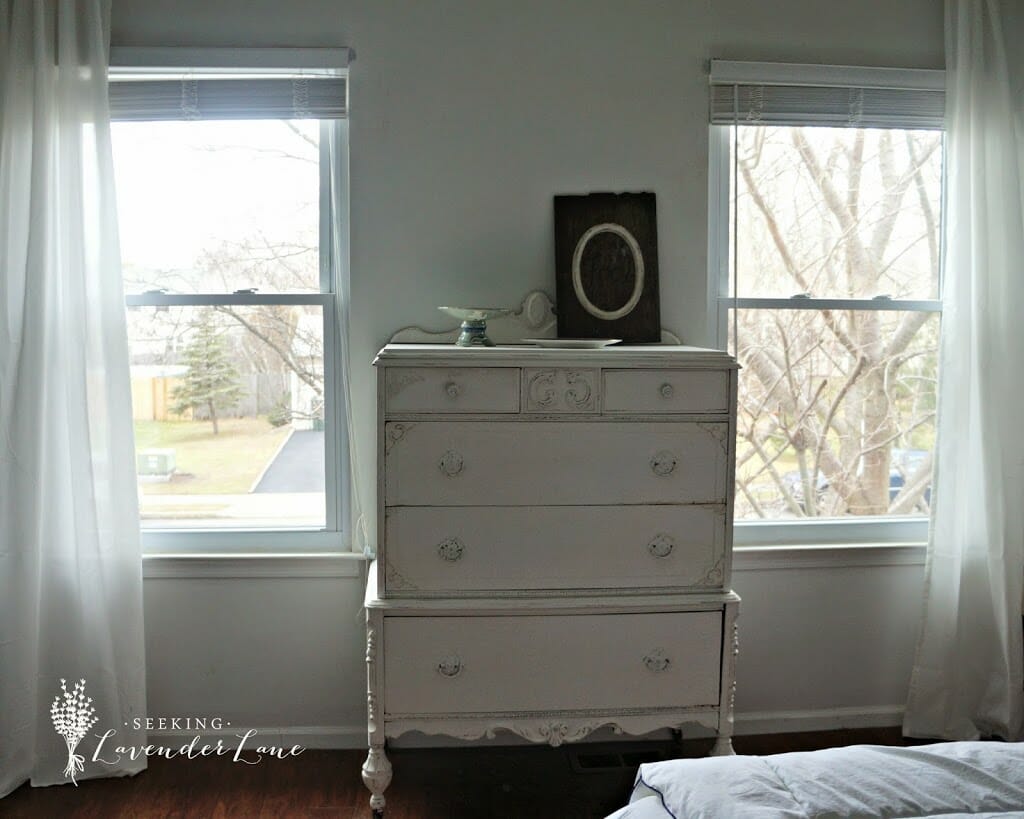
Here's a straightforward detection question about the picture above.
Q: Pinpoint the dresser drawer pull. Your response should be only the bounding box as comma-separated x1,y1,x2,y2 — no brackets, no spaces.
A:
650,451,677,476
437,654,464,678
659,383,675,399
643,649,671,673
444,381,462,398
439,450,465,477
647,534,675,558
437,537,465,562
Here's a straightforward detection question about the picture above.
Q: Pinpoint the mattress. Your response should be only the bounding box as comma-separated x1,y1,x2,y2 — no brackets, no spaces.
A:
605,741,1024,819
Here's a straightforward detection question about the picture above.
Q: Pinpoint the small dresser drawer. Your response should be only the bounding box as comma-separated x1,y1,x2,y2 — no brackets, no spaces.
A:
384,611,722,715
384,367,519,414
603,370,729,414
384,421,729,506
384,505,726,595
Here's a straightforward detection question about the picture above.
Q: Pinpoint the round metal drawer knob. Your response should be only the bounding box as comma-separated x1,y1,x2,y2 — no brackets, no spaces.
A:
444,381,462,398
437,654,463,677
650,451,677,476
437,537,465,562
647,534,675,558
659,383,675,399
643,649,671,673
439,450,464,477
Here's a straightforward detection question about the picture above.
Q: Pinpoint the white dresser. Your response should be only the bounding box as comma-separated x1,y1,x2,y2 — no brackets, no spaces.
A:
362,343,740,816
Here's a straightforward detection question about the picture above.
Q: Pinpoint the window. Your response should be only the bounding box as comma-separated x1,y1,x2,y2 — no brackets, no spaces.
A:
109,50,350,549
708,62,945,545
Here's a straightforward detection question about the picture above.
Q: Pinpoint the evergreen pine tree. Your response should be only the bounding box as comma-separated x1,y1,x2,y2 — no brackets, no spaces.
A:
170,311,244,435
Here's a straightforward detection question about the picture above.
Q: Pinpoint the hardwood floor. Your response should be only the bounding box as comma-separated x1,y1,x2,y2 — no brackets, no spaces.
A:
3,728,908,818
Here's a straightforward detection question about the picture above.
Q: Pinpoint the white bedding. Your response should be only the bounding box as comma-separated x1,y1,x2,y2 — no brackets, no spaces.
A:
606,741,1024,819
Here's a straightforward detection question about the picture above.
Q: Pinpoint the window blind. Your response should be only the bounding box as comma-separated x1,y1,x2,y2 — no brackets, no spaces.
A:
709,60,945,130
108,75,347,121
107,47,351,121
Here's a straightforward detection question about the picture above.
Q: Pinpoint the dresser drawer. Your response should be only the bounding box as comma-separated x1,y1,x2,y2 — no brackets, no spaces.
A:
384,611,722,715
384,367,519,414
384,505,726,595
384,421,729,506
603,370,730,414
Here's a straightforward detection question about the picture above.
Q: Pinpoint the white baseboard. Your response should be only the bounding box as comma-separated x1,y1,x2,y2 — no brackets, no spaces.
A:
735,705,904,735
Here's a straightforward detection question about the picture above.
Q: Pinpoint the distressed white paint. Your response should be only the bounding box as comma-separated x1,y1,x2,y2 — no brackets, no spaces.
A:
384,504,726,596
384,367,520,413
384,419,729,506
367,343,741,810
603,369,730,414
383,611,722,714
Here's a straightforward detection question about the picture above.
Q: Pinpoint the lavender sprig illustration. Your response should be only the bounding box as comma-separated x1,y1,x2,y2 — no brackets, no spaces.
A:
50,678,97,785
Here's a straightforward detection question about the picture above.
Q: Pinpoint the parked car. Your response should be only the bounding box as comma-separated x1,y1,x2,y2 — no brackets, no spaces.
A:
888,448,932,504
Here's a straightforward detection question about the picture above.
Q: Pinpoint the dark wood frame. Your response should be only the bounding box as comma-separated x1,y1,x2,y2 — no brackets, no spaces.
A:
553,192,661,343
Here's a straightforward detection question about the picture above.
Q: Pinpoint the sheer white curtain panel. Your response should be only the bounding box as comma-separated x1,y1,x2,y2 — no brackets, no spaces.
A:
905,0,1024,742
0,0,147,795
326,121,368,554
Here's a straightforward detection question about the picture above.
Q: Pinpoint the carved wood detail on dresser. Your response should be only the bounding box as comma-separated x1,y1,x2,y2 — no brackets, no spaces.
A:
362,343,741,816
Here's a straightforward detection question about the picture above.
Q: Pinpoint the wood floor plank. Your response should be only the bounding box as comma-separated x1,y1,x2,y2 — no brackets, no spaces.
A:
3,729,910,818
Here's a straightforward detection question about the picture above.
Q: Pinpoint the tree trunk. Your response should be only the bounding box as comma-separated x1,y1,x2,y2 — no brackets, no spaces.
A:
209,400,219,435
856,365,894,514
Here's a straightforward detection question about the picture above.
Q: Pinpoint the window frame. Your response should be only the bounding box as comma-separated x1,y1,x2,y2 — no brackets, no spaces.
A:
707,100,945,548
110,53,351,555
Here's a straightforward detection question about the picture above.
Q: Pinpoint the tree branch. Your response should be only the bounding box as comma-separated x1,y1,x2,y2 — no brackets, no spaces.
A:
214,306,322,397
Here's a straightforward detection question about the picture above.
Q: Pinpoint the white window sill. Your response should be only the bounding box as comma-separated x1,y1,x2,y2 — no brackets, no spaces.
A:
733,541,926,571
140,543,926,579
142,552,367,579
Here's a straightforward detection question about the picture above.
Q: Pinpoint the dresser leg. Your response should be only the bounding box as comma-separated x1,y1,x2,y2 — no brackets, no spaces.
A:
362,744,392,816
712,599,740,758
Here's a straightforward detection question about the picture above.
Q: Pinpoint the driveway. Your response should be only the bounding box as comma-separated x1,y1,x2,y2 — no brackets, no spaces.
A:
253,429,325,493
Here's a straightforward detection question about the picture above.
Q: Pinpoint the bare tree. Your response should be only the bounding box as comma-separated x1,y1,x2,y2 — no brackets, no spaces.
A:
196,234,324,418
733,126,941,519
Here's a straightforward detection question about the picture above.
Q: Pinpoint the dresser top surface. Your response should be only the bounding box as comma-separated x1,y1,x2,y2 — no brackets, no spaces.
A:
375,343,738,368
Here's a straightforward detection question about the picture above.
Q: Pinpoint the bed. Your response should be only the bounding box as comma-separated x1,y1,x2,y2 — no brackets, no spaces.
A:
605,741,1024,818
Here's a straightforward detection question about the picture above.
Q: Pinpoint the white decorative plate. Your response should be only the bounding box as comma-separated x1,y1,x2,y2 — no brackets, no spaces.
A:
523,338,622,349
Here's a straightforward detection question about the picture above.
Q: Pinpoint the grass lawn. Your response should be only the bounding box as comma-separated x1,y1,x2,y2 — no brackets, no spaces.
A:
134,417,290,495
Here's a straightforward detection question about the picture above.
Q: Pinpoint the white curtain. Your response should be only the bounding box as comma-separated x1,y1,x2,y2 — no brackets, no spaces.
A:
0,0,147,796
326,119,369,554
904,0,1024,742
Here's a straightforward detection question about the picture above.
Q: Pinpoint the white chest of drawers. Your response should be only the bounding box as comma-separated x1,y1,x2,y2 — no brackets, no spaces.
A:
361,344,741,817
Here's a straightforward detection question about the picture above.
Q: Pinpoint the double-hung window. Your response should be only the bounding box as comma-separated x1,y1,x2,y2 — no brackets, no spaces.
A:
108,49,350,552
708,62,945,546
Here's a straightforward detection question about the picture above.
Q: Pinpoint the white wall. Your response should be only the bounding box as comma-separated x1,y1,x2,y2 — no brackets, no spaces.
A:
141,565,370,743
114,0,944,743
